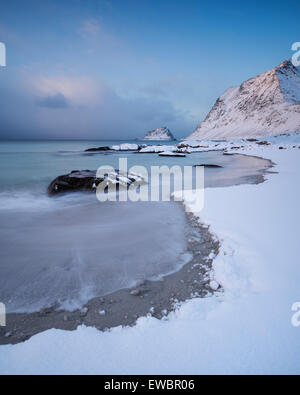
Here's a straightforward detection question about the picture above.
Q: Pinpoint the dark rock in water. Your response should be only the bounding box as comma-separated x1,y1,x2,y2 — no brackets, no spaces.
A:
177,142,189,148
247,138,258,142
48,170,144,196
48,170,98,195
256,141,270,146
194,164,223,168
85,146,111,152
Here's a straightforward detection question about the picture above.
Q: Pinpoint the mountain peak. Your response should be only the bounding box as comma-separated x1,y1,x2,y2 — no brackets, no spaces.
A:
142,127,175,141
187,60,300,140
276,59,295,70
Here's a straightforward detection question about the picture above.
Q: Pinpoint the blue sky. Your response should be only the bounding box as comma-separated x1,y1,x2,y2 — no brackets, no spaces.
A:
0,0,299,139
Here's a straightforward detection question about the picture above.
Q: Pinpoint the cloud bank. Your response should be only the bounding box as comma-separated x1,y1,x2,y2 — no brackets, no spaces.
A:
0,71,194,140
0,15,198,140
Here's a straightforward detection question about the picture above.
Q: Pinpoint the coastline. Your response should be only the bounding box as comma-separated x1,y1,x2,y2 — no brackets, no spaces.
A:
1,135,299,374
0,149,274,345
0,208,220,345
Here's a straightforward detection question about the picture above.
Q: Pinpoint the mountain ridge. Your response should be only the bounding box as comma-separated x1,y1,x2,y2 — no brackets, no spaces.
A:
187,60,300,140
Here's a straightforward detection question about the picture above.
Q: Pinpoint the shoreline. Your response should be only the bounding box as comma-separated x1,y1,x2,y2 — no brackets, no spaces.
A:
0,209,220,345
0,152,274,346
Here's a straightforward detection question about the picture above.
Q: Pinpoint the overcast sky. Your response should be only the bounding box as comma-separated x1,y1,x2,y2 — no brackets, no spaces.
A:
0,0,299,139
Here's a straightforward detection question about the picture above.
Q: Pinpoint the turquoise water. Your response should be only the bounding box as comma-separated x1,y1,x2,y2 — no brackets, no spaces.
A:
0,139,206,192
0,140,174,189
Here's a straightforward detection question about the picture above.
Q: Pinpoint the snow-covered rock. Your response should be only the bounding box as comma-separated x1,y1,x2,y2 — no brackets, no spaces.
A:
187,60,300,140
141,127,175,141
209,280,220,291
110,143,140,151
138,145,177,153
48,169,145,195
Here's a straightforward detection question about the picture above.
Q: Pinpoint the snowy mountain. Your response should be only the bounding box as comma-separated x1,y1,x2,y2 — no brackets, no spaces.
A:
141,127,175,141
187,60,300,140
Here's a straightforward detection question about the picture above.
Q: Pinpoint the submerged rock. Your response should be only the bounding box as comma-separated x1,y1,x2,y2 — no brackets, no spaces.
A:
85,144,142,152
194,164,223,168
158,152,186,157
256,141,270,146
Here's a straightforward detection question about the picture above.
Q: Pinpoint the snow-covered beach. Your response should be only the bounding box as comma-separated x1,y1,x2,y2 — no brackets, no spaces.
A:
0,133,299,374
0,140,272,344
1,0,300,377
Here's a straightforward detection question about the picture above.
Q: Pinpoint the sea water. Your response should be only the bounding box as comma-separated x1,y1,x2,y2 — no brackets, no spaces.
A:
0,140,271,312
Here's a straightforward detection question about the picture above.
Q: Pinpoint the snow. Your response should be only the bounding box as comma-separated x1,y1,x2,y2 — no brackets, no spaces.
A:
139,145,177,153
209,280,220,291
276,60,300,104
0,135,300,374
188,60,300,140
181,131,300,153
110,143,139,151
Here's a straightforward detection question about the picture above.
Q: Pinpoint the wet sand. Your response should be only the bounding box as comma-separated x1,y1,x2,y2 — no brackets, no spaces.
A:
0,210,220,345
